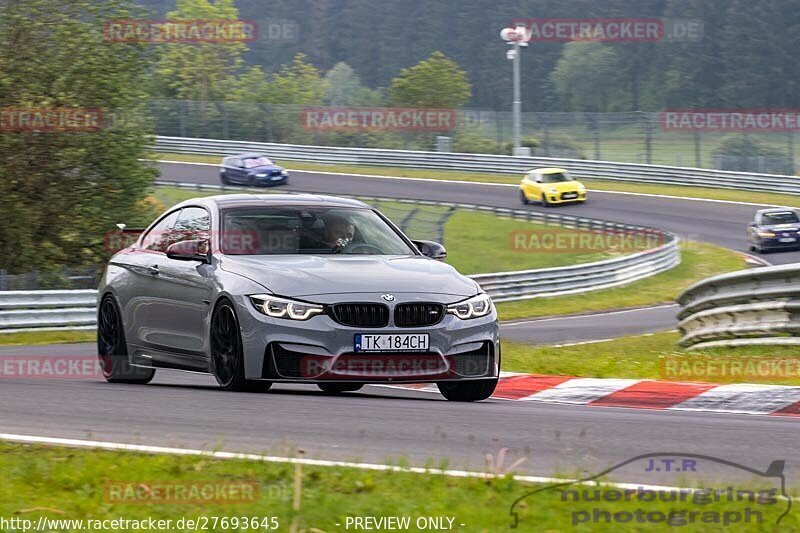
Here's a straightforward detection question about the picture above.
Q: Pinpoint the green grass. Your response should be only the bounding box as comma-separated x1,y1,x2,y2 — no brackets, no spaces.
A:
0,330,95,346
503,330,800,386
495,242,744,321
1,442,796,531
154,152,800,207
152,185,636,276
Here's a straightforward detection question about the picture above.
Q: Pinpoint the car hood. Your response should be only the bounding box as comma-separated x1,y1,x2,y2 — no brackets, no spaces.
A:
760,223,800,231
546,181,583,191
246,164,283,173
219,255,480,298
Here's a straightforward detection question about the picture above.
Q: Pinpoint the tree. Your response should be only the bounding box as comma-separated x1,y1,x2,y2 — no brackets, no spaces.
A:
152,0,247,102
263,54,325,104
550,43,627,112
0,0,158,274
388,51,471,109
324,62,384,106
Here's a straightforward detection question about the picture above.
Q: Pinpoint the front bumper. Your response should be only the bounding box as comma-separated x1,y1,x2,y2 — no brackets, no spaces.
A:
252,173,289,186
547,190,587,204
234,294,500,382
756,235,800,250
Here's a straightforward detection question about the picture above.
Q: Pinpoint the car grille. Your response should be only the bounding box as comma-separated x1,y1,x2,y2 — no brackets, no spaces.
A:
560,192,579,200
330,303,389,328
394,303,444,327
269,169,282,176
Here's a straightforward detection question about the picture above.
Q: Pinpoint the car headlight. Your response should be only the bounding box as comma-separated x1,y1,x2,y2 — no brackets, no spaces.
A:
254,173,267,178
548,187,559,194
578,183,586,191
757,231,776,238
447,293,493,320
281,170,288,175
249,294,324,320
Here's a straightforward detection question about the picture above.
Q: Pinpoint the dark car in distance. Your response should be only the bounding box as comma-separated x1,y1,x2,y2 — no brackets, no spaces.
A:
748,208,800,253
220,153,289,187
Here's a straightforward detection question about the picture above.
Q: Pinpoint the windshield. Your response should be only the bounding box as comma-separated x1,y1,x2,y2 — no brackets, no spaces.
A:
762,211,799,224
540,172,571,183
220,206,416,255
243,156,273,168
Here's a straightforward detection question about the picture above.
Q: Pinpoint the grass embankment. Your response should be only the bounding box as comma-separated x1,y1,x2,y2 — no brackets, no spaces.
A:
154,152,800,207
1,442,795,531
495,242,744,320
503,331,800,386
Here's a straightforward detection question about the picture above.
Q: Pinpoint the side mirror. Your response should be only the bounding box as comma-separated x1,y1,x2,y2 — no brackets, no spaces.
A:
166,239,210,263
413,240,447,261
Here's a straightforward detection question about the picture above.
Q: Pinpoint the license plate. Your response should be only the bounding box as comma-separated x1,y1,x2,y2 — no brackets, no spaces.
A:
354,333,429,352
779,237,796,243
562,192,578,199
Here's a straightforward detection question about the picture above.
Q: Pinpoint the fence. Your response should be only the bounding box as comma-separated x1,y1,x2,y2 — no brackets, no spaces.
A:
0,185,679,330
143,101,799,171
677,264,800,350
154,136,800,195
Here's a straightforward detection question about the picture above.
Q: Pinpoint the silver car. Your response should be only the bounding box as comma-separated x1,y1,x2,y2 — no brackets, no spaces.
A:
97,194,500,401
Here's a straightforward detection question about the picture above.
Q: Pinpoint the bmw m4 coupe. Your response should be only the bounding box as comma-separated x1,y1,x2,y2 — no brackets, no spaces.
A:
97,194,500,401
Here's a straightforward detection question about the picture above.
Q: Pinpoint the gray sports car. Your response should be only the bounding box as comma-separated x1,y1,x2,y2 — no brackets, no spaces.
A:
97,194,500,401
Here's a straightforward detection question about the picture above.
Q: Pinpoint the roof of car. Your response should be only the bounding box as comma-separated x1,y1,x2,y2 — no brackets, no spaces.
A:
531,167,568,174
227,152,266,159
173,194,370,210
757,208,798,215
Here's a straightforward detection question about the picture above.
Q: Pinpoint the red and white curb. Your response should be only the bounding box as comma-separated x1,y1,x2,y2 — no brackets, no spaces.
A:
383,372,800,417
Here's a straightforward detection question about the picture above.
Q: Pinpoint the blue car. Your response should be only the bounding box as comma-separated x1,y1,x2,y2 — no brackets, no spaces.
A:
748,208,800,253
219,153,289,187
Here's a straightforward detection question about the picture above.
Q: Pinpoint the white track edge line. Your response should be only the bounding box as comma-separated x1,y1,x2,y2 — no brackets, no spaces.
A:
0,432,700,493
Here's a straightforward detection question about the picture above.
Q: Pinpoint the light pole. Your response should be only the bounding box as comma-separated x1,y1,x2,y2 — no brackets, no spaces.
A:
501,24,528,155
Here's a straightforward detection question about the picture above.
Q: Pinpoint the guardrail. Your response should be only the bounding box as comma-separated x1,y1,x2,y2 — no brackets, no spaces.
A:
154,135,800,195
677,264,800,350
0,184,679,330
0,290,97,331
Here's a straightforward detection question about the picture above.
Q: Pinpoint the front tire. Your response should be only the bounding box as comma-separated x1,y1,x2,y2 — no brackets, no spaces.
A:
97,295,155,384
437,378,498,402
519,190,530,205
541,194,551,207
318,383,364,394
210,299,270,392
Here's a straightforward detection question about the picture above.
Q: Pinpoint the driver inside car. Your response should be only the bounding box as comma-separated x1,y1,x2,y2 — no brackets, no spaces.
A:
322,214,356,252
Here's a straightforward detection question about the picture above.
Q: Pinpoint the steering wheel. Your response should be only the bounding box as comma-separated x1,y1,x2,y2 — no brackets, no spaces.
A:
345,243,383,254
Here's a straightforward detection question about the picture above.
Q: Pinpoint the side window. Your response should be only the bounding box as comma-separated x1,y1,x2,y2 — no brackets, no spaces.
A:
230,158,242,168
172,207,211,245
141,211,180,253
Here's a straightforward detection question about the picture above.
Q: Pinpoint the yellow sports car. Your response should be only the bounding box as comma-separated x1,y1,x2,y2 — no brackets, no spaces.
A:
519,167,587,206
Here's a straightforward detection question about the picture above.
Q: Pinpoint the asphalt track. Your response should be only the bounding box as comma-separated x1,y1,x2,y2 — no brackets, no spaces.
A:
1,344,798,487
1,163,798,488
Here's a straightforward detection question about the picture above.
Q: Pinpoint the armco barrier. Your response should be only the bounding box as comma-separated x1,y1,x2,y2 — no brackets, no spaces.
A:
677,264,800,350
153,135,800,195
0,185,679,330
